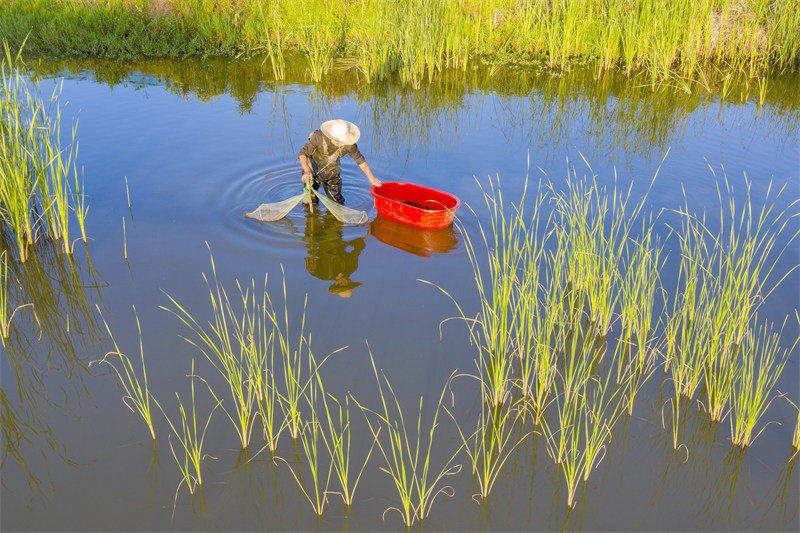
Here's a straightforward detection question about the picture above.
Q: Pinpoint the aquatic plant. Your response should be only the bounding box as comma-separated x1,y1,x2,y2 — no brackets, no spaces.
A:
354,349,462,527
162,254,262,450
4,1,798,84
729,320,793,448
155,360,220,499
317,389,377,507
274,358,333,516
97,307,156,440
446,398,528,503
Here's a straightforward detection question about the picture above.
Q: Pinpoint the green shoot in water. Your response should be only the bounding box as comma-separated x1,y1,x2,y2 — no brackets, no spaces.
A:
274,351,333,516
354,348,462,527
97,306,155,440
155,360,220,501
729,319,794,447
317,388,377,507
162,251,262,450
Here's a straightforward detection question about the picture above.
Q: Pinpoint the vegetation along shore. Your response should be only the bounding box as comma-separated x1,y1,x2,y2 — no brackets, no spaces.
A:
1,0,798,87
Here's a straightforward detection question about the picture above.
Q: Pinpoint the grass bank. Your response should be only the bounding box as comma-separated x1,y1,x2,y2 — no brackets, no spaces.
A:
1,0,798,86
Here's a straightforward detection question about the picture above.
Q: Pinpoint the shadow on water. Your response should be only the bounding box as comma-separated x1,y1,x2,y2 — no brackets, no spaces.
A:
0,226,105,496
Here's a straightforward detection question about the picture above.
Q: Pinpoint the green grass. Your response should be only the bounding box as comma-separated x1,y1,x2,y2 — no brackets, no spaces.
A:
98,306,156,440
155,359,221,500
1,40,85,259
729,319,793,447
2,0,797,85
354,348,462,527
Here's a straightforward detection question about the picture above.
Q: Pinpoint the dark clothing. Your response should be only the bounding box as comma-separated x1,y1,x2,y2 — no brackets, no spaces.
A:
311,173,345,205
298,129,366,185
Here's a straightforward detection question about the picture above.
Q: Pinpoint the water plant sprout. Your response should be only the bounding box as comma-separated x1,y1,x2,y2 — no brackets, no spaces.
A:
155,360,220,500
97,307,156,440
355,349,462,527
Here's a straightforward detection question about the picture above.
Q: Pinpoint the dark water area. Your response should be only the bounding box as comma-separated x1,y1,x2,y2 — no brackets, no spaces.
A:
1,58,799,531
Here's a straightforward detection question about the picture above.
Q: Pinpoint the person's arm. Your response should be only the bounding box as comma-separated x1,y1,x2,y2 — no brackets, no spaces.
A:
348,143,381,187
359,161,381,187
298,133,317,184
299,154,313,184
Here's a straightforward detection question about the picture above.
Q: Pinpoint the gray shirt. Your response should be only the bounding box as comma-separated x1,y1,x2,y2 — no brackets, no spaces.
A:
299,130,366,177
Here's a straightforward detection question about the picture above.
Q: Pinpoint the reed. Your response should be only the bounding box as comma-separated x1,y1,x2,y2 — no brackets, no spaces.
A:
97,307,156,440
317,389,376,507
274,355,333,516
4,1,797,83
618,223,663,415
729,319,793,447
354,349,462,527
446,399,527,503
155,360,220,498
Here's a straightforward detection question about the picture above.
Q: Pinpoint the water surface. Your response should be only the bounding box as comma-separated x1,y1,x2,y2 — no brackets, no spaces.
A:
1,58,798,531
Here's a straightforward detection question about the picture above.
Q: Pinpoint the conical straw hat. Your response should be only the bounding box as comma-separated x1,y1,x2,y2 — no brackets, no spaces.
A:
321,119,360,145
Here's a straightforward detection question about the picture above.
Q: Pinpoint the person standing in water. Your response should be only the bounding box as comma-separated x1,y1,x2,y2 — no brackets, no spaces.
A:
298,119,381,204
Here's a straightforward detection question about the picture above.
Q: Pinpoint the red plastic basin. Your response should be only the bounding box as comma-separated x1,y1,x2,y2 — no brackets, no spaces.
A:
370,182,460,230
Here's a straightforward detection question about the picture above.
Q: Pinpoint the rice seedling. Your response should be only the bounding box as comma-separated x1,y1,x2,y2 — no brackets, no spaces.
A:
618,224,664,415
162,252,263,450
540,344,624,508
445,399,528,503
263,271,340,440
354,349,462,527
793,408,799,452
155,360,221,500
317,386,377,507
96,306,156,440
433,175,530,408
700,176,798,422
274,356,333,516
729,319,794,447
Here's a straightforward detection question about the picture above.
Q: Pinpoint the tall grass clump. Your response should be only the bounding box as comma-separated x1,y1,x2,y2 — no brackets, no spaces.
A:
155,360,221,498
162,253,263,450
274,354,333,516
97,307,156,440
729,319,794,447
355,349,462,527
3,1,798,83
1,42,85,260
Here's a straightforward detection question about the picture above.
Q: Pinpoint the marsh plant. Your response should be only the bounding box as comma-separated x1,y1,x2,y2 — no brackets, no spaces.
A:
729,319,794,448
97,307,155,440
0,42,84,260
355,350,462,527
156,360,221,499
274,359,333,516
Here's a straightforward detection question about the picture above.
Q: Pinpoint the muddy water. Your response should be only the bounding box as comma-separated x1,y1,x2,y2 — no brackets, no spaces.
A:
1,59,798,530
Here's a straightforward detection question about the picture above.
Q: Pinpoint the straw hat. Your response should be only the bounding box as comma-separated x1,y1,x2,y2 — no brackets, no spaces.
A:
321,119,360,145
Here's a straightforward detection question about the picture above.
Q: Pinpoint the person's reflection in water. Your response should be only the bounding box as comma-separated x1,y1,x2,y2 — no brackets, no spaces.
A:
303,208,366,298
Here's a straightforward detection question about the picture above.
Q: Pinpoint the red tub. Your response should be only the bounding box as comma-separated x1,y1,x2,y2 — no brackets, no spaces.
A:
370,182,460,230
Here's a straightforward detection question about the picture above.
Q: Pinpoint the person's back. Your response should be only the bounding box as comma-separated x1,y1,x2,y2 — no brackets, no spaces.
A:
298,119,381,204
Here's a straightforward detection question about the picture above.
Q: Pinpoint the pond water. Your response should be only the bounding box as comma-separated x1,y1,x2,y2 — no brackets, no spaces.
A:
1,58,799,530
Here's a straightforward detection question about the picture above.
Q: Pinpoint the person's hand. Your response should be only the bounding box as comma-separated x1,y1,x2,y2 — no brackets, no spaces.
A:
302,171,313,184
369,177,382,187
